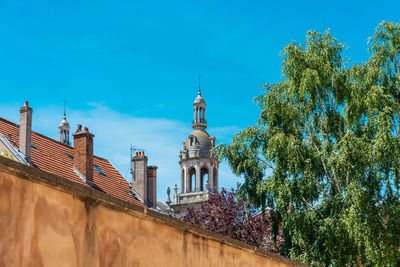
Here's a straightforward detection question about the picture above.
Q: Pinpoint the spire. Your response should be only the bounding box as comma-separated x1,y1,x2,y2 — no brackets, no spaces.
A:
198,74,201,95
63,100,66,117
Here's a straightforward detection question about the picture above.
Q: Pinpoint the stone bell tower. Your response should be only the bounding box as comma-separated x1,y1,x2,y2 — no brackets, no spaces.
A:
167,88,219,215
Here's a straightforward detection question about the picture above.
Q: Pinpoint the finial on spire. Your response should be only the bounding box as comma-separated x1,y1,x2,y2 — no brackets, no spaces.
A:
63,100,67,117
198,74,201,95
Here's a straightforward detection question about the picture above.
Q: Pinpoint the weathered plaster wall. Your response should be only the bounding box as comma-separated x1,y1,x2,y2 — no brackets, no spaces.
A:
0,157,304,267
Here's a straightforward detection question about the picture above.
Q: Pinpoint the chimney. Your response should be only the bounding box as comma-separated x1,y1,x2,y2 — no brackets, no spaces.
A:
19,101,33,160
132,151,148,203
72,125,94,182
147,166,158,207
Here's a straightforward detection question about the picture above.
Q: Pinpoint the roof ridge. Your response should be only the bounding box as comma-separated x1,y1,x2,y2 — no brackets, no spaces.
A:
93,154,111,161
0,116,19,128
32,130,73,149
0,116,70,148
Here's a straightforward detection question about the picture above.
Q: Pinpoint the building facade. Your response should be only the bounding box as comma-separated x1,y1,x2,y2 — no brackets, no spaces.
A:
167,90,219,215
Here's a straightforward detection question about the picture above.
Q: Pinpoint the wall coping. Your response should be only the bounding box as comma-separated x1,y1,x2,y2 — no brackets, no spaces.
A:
0,156,307,266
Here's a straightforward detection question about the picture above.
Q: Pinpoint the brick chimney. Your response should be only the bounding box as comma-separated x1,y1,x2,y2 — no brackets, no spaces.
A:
72,125,94,182
132,151,148,203
19,101,33,160
147,166,158,207
131,151,158,207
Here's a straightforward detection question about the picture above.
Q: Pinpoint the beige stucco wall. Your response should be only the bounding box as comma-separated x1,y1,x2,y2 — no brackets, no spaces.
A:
0,157,304,267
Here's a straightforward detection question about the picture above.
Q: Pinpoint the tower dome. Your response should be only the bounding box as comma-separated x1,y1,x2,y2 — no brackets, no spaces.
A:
185,129,211,158
59,115,70,128
194,90,205,104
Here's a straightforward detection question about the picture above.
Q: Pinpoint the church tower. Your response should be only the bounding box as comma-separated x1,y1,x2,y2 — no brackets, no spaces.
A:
167,89,219,215
59,113,70,146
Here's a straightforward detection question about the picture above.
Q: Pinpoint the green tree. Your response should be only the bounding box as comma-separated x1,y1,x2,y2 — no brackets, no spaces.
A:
1,150,14,160
217,21,400,266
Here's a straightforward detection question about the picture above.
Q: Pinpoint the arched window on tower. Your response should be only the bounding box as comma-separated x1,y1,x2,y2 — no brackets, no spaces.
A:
188,167,196,192
200,167,209,191
190,136,198,147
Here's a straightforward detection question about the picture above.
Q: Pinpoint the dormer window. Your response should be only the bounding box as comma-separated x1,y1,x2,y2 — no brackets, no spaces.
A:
190,136,198,146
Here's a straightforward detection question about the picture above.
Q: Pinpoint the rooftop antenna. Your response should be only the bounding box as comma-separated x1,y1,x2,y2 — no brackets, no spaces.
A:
130,145,133,178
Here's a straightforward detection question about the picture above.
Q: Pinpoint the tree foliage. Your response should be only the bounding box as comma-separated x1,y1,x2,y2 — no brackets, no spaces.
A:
217,21,400,266
183,188,283,253
0,150,14,160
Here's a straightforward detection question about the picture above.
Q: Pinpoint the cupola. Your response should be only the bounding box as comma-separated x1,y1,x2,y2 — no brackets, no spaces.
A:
192,89,207,129
59,114,70,146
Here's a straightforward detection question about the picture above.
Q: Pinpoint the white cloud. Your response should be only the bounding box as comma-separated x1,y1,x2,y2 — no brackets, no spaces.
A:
0,102,242,203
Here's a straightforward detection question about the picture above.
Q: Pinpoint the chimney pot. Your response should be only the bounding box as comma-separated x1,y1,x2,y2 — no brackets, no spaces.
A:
83,127,88,131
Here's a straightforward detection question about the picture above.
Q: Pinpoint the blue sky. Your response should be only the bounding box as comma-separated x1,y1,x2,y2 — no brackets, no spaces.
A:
0,0,399,202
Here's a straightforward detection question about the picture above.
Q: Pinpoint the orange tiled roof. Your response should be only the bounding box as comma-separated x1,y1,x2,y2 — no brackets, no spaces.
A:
0,116,147,208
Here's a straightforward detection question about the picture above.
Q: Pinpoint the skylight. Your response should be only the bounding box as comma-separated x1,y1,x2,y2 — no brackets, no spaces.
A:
94,165,106,176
